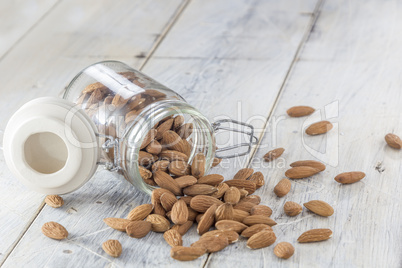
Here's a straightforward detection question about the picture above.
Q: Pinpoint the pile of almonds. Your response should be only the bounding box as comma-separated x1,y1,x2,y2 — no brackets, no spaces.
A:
41,105,372,261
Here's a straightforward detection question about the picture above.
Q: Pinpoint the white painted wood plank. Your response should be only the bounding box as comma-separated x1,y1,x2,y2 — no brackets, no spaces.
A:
207,0,402,267
0,0,186,265
0,0,58,57
3,0,318,267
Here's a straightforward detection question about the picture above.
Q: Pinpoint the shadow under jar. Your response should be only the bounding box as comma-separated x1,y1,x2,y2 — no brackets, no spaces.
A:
63,61,216,195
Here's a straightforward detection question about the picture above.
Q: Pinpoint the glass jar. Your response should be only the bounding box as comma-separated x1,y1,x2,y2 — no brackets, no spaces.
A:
3,61,256,195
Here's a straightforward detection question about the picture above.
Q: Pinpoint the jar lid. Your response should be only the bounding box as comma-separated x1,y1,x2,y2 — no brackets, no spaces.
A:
3,97,99,194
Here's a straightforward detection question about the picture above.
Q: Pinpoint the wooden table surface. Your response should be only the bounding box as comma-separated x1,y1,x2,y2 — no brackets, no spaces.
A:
1,0,401,267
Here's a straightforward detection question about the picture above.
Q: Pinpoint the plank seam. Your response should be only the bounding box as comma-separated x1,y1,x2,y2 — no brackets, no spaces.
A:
201,0,325,267
0,0,63,63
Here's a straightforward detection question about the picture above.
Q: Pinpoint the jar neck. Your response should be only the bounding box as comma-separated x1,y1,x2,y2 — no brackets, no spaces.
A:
120,99,216,195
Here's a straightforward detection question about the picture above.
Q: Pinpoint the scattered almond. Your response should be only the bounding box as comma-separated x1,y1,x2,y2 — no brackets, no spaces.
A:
290,160,326,171
44,195,64,208
274,178,291,197
190,195,223,213
211,183,229,199
175,175,198,188
385,133,402,149
171,221,193,236
126,221,151,238
334,171,366,184
263,148,285,162
233,209,250,222
183,184,217,196
197,174,224,186
285,166,321,179
241,224,272,238
170,246,206,261
41,221,68,240
215,220,248,233
304,200,334,217
247,172,264,188
201,230,239,244
171,200,188,225
225,179,256,195
191,153,206,178
250,205,272,217
160,193,178,212
191,235,229,253
146,214,170,232
224,187,241,205
153,171,182,196
297,228,333,243
274,242,294,259
246,230,276,249
215,203,234,221
127,204,153,221
212,157,222,167
233,168,254,180
102,240,122,258
164,229,183,247
104,218,132,232
284,201,303,216
243,215,277,226
287,106,315,117
197,204,218,235
305,120,333,135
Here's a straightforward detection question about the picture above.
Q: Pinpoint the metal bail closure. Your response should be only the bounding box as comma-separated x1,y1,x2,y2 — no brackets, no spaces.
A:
212,119,258,159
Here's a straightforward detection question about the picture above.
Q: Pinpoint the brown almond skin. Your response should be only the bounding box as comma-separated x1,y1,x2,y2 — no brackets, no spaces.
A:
305,120,333,135
215,203,234,221
140,129,157,149
290,160,326,171
139,166,152,180
190,195,223,212
173,115,184,130
126,221,151,238
201,230,239,244
285,166,321,179
224,187,241,205
197,204,218,235
170,246,206,261
176,123,193,139
263,148,285,162
304,200,334,217
171,221,193,236
284,201,303,216
225,179,256,195
162,130,187,154
179,196,193,206
243,215,277,226
215,220,248,233
274,242,295,259
41,221,68,240
44,195,64,208
102,240,122,258
191,153,206,178
168,160,190,176
233,168,254,180
127,204,153,221
183,184,217,196
211,183,229,199
248,172,265,188
274,178,291,197
241,195,261,205
297,228,333,243
175,176,198,188
212,157,222,167
103,218,132,232
191,235,229,253
250,205,272,217
160,193,178,212
287,106,315,117
197,174,224,186
233,201,256,213
171,200,189,225
146,140,162,155
146,214,170,232
385,133,402,149
159,150,189,162
334,171,365,184
163,229,183,247
241,224,272,238
155,119,174,140
247,230,276,249
152,160,170,172
153,171,182,196
233,209,250,222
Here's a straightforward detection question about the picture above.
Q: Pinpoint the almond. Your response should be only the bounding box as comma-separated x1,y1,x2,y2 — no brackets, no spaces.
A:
233,209,250,222
168,160,190,176
273,178,291,197
146,214,170,232
191,153,206,178
176,123,193,139
241,195,261,205
334,171,365,184
197,174,224,186
138,151,158,167
263,148,285,162
196,213,204,223
102,240,122,258
171,221,193,236
153,171,182,196
201,230,239,244
212,157,222,167
224,187,241,205
162,131,188,154
179,196,193,206
247,230,276,249
247,172,265,188
250,205,272,217
44,195,64,208
160,193,178,211
139,166,152,180
305,120,333,135
197,204,218,235
285,166,321,179
239,189,249,198
153,202,166,217
140,129,157,149
170,246,206,261
304,200,334,216
385,133,402,149
274,242,295,259
173,115,185,130
225,179,256,195
175,176,198,188
233,201,256,213
211,183,229,199
191,235,229,253
159,150,189,162
183,184,217,196
151,188,172,204
284,201,303,216
290,160,326,171
215,220,248,233
233,168,254,180
241,224,272,238
243,215,277,226
146,140,162,155
103,218,132,232
287,106,315,117
187,207,198,221
152,160,170,172
171,200,188,225
155,118,174,140
297,228,333,243
163,229,183,247
126,221,151,238
190,195,223,212
215,203,234,221
127,204,153,221
41,221,68,240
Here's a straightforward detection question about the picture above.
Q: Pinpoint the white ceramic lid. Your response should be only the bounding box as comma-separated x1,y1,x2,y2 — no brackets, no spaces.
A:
3,97,99,194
